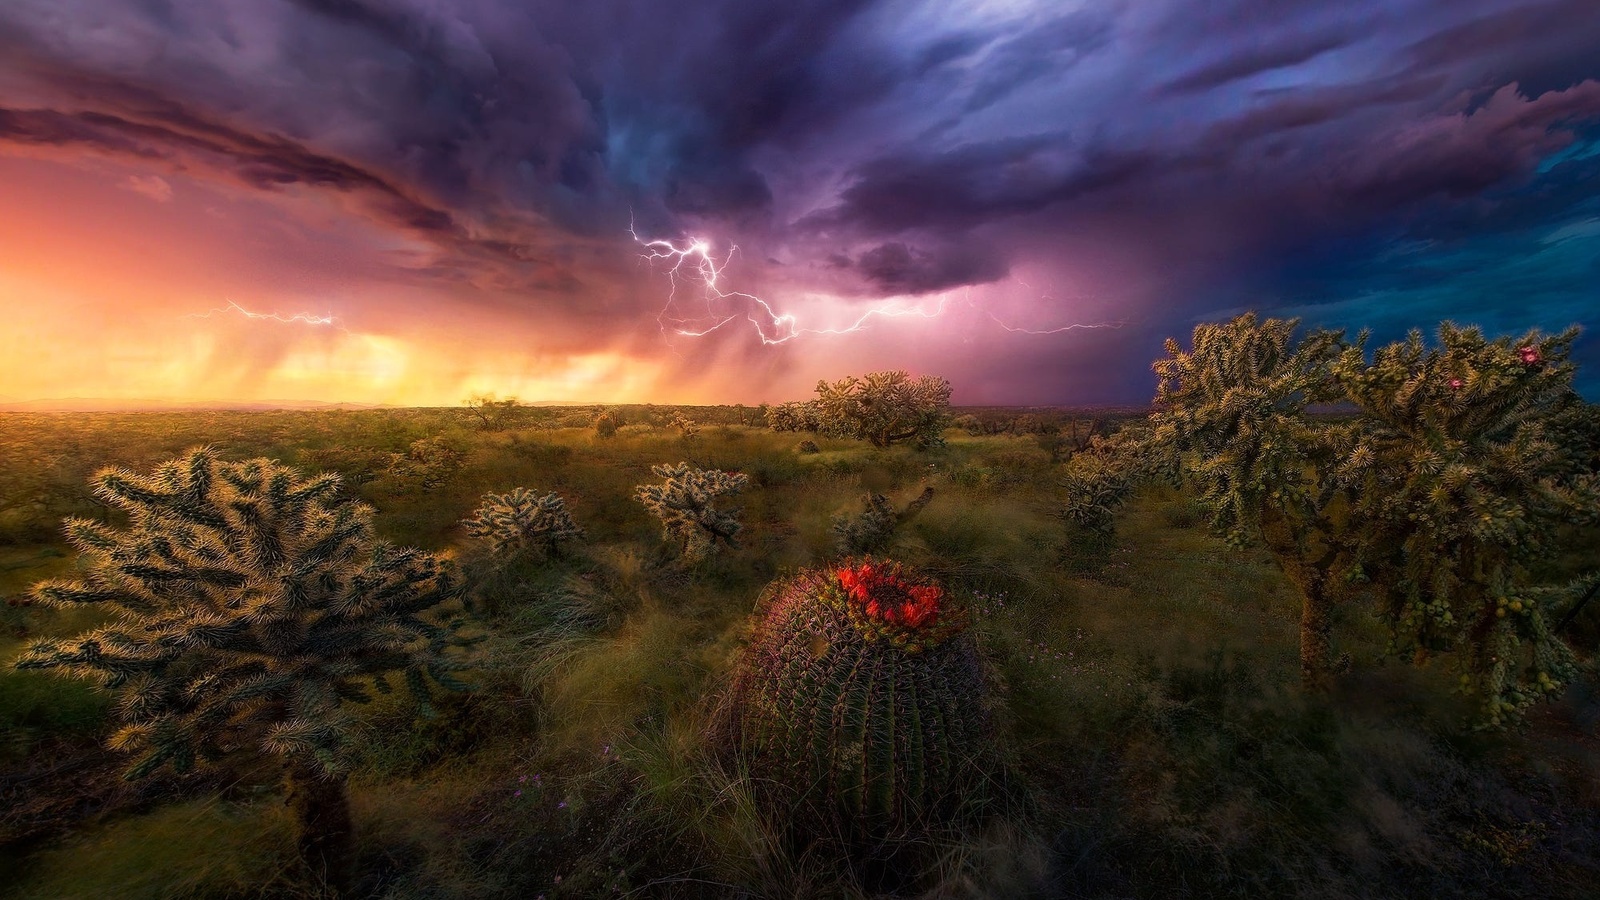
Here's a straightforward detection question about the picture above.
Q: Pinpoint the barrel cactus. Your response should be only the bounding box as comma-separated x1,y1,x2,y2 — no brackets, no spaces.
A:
718,559,994,845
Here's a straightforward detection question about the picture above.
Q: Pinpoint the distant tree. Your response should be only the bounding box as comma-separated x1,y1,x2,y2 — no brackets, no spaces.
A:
464,394,522,431
1136,313,1598,721
812,370,953,448
593,409,620,439
634,463,748,564
12,449,474,893
1009,413,1049,435
1058,418,1107,457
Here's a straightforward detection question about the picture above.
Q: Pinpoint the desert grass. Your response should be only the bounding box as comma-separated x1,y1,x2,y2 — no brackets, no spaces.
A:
0,409,1596,898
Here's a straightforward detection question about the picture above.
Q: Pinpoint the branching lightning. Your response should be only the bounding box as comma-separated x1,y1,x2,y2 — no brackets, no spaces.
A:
185,300,350,333
980,279,1131,334
983,311,1124,334
631,222,1125,345
631,221,951,345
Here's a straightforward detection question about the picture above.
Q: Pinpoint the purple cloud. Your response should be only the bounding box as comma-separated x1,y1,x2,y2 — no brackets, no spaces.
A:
0,0,1597,401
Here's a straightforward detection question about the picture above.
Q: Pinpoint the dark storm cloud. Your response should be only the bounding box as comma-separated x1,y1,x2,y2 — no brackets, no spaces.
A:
1163,31,1354,94
0,95,588,292
802,136,1164,236
1,0,1599,399
1400,0,1600,94
1194,74,1445,145
1331,81,1600,208
852,241,1009,295
954,9,1116,113
0,3,612,295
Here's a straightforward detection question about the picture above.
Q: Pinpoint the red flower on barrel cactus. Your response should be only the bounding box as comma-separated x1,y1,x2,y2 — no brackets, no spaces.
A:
711,561,994,850
836,560,944,629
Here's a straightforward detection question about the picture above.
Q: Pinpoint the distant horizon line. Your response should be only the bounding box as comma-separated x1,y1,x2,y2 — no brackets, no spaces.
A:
0,396,1154,413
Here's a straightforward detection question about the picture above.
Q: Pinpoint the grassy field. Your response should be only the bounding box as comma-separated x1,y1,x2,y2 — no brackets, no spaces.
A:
1,407,1597,899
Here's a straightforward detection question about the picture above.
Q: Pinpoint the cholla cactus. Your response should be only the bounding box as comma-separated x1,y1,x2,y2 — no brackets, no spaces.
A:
1142,314,1595,720
633,462,748,563
668,413,701,439
716,560,993,846
387,435,466,491
11,448,472,892
812,370,952,448
463,488,584,558
1329,322,1588,725
1060,454,1132,535
767,400,821,433
831,486,934,555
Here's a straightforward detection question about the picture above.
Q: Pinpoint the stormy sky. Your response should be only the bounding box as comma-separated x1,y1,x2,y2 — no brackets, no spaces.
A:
1,0,1597,405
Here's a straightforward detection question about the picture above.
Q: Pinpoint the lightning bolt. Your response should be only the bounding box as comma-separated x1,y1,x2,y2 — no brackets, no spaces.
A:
980,298,1129,335
631,220,952,345
185,300,351,333
977,279,1132,335
631,220,1128,344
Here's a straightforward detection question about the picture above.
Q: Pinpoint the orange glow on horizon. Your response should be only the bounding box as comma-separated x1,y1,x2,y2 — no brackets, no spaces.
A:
0,155,677,408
